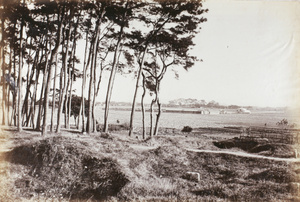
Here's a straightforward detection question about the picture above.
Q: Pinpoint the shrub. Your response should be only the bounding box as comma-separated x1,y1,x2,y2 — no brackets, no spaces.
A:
182,126,193,133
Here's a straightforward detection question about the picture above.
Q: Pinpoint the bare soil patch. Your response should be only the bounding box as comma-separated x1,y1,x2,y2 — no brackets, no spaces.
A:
213,137,296,158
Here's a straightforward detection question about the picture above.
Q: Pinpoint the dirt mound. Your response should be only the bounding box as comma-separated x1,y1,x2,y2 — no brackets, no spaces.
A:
213,138,295,158
6,137,129,200
249,144,275,153
213,138,258,151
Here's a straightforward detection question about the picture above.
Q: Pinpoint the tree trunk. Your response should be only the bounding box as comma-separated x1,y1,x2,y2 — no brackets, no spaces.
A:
56,59,63,132
92,49,97,132
128,46,148,136
64,68,70,129
77,98,82,129
141,73,146,139
1,17,6,125
68,32,77,129
7,50,12,125
103,29,124,133
12,34,17,126
50,54,58,132
87,43,96,133
56,22,71,133
23,44,38,126
41,54,55,135
32,41,44,129
8,45,13,125
22,36,32,125
87,8,105,133
31,51,42,129
18,16,24,132
81,31,89,133
36,44,50,130
93,61,104,132
42,15,63,136
149,99,155,137
153,98,161,136
68,73,73,128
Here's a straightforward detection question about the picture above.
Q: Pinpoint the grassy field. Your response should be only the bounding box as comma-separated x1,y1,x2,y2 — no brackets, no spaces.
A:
0,126,300,201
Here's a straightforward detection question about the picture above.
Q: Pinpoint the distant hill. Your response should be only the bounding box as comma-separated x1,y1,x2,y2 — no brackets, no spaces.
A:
97,98,284,111
167,98,225,108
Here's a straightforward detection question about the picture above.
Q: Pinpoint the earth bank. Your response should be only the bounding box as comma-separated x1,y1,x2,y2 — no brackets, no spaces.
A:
0,127,300,201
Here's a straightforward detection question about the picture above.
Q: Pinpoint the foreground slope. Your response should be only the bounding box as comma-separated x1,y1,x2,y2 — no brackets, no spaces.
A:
0,127,300,201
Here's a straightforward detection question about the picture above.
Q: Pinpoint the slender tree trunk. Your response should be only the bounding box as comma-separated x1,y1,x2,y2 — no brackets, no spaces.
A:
21,37,32,124
87,6,106,133
7,55,11,125
141,73,146,139
27,89,35,128
56,22,71,133
18,16,24,132
8,45,13,125
92,36,102,132
1,17,6,125
56,61,63,132
50,54,58,132
23,50,38,126
42,17,63,136
24,46,40,127
36,47,49,130
6,78,10,126
93,62,104,131
92,52,97,132
12,36,17,126
41,57,54,135
149,98,155,137
103,28,124,133
80,31,89,132
68,14,79,129
68,73,73,128
65,43,74,129
153,97,161,136
68,43,76,129
128,46,148,136
32,41,44,129
31,51,43,129
77,98,82,129
87,19,102,133
64,69,70,129
150,78,158,137
87,44,95,133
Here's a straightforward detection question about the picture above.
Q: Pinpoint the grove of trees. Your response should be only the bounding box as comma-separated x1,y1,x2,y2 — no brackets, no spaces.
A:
0,0,208,137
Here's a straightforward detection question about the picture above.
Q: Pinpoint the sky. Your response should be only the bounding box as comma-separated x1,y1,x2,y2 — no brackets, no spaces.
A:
94,0,300,108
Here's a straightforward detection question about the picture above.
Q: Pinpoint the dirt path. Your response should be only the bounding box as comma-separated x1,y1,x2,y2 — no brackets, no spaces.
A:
186,148,300,162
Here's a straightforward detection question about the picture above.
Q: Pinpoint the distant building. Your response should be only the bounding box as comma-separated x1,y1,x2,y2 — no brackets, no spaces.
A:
236,108,251,114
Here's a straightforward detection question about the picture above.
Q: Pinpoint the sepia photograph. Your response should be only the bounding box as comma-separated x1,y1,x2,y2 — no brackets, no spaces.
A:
0,0,299,201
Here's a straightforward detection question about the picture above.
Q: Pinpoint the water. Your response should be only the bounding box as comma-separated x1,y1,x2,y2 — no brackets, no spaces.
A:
95,107,299,129
1,106,297,130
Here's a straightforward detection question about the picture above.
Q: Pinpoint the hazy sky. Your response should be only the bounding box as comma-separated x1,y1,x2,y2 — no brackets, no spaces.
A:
98,0,300,108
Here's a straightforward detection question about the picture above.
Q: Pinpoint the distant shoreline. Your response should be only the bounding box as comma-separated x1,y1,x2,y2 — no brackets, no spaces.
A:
104,107,286,115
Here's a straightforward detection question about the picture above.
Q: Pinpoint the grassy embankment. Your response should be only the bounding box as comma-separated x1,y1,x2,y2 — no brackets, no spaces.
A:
0,125,300,201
